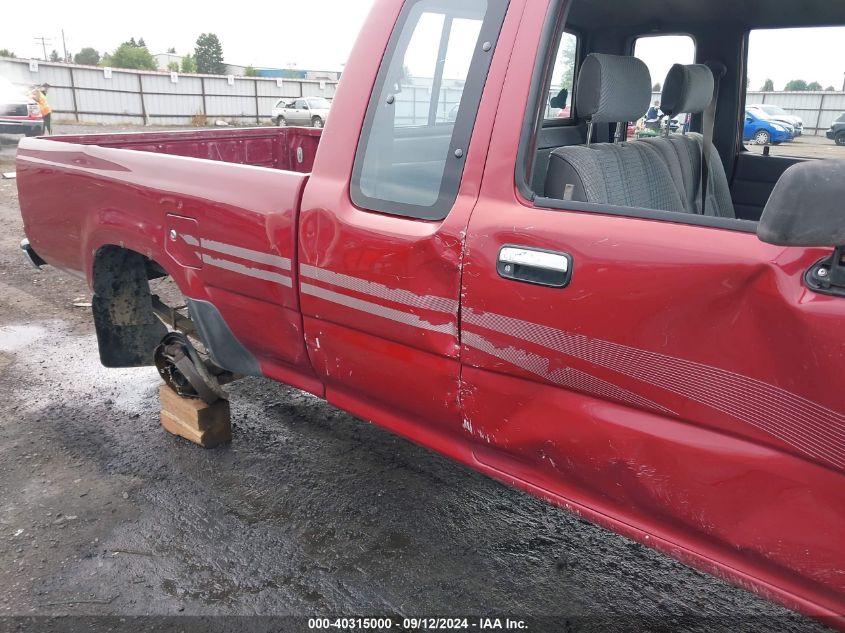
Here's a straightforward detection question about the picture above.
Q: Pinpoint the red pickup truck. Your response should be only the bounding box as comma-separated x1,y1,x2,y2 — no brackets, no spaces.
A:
15,0,845,625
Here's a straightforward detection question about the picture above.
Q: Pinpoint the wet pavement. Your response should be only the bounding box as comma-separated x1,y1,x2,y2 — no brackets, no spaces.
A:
0,126,834,632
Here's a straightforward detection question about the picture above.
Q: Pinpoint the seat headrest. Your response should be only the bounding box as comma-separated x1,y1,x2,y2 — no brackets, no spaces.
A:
661,64,714,116
576,54,652,123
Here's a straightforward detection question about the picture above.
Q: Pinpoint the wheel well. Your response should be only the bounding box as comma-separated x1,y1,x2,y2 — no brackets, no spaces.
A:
91,246,168,368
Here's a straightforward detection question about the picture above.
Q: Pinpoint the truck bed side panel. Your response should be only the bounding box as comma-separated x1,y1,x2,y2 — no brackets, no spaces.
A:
44,126,321,173
17,138,318,393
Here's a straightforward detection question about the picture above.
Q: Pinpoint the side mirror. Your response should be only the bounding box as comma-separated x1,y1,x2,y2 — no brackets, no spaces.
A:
745,117,752,123
758,159,845,297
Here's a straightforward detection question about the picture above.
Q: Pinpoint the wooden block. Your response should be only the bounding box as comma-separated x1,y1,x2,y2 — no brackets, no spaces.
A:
159,385,231,448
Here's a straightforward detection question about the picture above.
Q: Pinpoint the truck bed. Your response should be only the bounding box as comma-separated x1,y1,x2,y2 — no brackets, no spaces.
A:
17,126,320,389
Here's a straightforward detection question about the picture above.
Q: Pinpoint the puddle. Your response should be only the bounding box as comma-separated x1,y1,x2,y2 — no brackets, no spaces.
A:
4,320,159,414
0,324,49,353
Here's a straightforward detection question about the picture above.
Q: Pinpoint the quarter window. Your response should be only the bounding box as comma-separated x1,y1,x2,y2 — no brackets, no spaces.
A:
351,0,509,220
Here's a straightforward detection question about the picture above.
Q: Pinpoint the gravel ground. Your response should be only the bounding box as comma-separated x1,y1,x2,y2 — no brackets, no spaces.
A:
744,133,845,159
0,126,834,633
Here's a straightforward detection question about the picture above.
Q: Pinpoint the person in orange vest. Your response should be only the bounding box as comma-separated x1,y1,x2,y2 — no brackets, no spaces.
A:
31,83,52,134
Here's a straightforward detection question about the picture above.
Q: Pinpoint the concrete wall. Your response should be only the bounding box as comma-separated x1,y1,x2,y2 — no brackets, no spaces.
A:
0,57,339,126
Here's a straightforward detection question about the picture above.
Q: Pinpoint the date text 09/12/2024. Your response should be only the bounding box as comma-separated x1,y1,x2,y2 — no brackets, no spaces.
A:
308,617,528,630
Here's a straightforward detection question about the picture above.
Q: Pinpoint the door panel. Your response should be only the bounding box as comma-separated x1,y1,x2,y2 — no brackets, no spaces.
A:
456,1,845,614
460,202,845,616
298,0,514,430
298,205,465,425
730,152,804,220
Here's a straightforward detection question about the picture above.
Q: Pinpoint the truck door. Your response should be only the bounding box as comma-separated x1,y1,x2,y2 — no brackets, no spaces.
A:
299,0,511,437
456,4,845,616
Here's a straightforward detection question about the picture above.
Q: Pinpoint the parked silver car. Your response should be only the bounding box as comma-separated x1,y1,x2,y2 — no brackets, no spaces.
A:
746,104,803,136
272,97,331,128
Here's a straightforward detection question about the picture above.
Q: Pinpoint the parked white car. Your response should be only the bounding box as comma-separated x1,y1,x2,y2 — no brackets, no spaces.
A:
272,97,331,128
747,104,803,136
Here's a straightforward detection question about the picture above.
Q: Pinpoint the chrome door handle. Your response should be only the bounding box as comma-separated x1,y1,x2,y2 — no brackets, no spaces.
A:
497,245,573,288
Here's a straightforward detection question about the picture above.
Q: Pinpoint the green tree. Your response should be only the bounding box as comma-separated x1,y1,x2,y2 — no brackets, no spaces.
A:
167,47,177,54
167,61,180,72
652,82,662,92
180,53,197,74
138,38,147,48
74,47,100,65
49,49,60,62
0,49,16,58
244,65,258,77
103,42,157,70
557,34,577,92
807,81,823,91
826,85,836,91
195,33,225,74
784,79,809,91
128,37,137,47
761,78,774,92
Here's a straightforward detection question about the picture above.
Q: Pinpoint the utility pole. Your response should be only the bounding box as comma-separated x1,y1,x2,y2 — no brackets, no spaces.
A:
61,30,69,62
33,36,51,60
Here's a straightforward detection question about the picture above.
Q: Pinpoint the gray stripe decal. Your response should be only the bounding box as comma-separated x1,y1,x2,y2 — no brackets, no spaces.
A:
301,283,455,335
202,239,291,270
463,330,674,416
300,265,458,313
181,234,200,247
203,254,293,288
464,307,845,470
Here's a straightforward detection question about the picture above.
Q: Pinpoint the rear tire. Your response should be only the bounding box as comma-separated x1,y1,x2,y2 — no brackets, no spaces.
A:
311,116,323,129
754,130,771,146
277,116,286,127
836,132,845,147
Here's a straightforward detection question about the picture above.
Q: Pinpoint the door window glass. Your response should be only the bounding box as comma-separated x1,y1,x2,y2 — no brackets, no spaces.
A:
351,0,509,220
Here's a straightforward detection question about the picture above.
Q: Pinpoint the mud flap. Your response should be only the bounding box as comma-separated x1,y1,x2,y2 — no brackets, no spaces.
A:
92,249,167,367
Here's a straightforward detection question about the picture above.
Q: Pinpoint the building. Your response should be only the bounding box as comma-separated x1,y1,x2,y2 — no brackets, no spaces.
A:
154,53,183,71
154,54,339,80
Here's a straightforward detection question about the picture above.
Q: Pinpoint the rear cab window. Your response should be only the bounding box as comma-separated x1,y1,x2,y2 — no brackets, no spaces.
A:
632,35,696,138
744,27,845,159
351,0,509,220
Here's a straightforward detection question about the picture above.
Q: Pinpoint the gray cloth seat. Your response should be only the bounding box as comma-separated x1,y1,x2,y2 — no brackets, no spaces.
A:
545,55,736,218
641,133,735,217
546,139,687,211
546,53,689,213
641,63,735,218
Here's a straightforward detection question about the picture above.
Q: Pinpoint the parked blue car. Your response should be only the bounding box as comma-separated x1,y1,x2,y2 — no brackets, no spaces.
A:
743,110,793,145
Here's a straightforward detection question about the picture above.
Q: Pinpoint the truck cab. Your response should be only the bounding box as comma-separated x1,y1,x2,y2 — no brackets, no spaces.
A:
16,0,845,625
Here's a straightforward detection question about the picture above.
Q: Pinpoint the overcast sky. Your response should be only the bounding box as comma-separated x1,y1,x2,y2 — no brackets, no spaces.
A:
1,1,843,90
0,0,377,70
